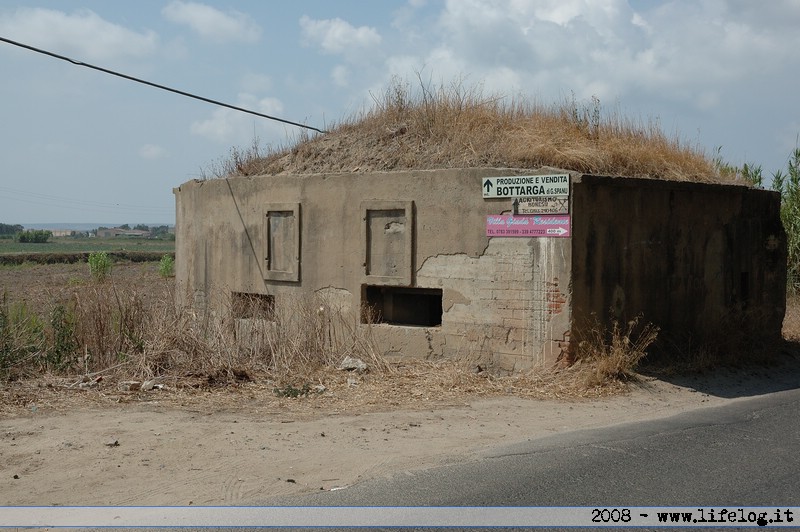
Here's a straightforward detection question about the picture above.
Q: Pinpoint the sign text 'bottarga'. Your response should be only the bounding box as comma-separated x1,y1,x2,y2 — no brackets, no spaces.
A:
482,174,570,199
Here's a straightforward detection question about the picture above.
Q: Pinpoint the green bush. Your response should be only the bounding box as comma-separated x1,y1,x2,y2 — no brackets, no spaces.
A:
158,254,175,278
772,147,800,293
15,229,52,243
88,251,112,282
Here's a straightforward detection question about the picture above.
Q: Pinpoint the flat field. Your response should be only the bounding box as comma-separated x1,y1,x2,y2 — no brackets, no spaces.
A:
0,236,174,255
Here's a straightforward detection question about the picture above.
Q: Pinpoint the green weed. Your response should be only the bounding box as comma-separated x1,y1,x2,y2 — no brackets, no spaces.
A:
88,251,112,282
158,254,175,278
771,146,800,293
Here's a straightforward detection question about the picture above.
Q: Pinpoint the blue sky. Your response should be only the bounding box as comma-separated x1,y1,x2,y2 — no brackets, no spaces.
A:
1,0,799,225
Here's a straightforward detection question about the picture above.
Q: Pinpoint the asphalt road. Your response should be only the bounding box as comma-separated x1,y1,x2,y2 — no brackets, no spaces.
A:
35,386,800,530
280,387,800,508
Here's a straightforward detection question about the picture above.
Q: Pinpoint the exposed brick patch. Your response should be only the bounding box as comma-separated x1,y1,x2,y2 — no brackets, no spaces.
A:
545,278,567,315
555,330,573,367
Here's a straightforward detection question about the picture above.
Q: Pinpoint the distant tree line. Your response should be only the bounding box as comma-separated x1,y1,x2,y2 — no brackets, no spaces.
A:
0,223,24,236
1,223,173,244
94,224,173,239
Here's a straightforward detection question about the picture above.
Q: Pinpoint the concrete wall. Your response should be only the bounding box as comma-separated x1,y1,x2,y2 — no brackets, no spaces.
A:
570,175,786,352
174,169,786,371
174,168,573,373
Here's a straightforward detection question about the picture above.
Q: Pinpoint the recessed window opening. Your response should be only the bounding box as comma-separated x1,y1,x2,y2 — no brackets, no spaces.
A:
232,292,275,320
362,285,442,326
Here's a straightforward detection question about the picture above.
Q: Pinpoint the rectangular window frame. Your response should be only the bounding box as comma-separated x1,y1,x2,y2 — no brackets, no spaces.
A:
264,203,301,282
361,200,414,286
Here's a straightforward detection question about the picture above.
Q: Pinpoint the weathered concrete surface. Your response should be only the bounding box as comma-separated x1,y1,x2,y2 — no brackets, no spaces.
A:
415,238,571,371
570,175,787,352
174,169,786,372
174,168,573,372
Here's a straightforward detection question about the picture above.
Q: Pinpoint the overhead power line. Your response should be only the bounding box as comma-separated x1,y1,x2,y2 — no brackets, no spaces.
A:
0,35,327,134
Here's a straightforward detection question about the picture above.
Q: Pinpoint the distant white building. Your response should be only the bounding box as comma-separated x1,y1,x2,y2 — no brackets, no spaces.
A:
96,228,151,238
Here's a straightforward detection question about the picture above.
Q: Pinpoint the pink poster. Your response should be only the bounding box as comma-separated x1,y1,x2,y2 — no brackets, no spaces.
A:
486,214,571,238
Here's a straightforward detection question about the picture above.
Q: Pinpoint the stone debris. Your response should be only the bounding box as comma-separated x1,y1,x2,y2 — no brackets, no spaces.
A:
117,380,164,392
118,381,142,392
338,356,368,373
76,376,103,389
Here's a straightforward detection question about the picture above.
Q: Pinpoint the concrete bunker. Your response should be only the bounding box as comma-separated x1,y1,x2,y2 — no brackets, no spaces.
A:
174,168,786,373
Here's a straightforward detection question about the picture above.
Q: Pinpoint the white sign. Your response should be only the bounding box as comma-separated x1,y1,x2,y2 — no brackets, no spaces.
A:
514,196,569,215
482,174,570,198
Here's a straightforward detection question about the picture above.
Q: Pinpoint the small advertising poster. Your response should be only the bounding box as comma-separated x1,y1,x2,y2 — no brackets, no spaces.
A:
486,214,571,238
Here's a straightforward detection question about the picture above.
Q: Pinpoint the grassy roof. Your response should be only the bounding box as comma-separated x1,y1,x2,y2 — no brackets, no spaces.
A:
208,79,747,184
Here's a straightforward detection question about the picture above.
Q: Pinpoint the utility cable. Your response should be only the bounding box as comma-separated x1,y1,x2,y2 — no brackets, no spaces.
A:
0,35,327,134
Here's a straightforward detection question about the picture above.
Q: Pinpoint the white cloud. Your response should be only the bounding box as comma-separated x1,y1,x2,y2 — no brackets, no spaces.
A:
190,94,285,144
139,144,167,160
162,1,261,43
0,8,158,61
299,15,381,60
331,65,350,87
375,0,800,112
191,108,241,143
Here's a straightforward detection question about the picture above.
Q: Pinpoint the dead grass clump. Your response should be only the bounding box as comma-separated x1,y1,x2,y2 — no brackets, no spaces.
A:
0,271,388,387
1,262,645,414
574,314,660,387
226,287,389,380
125,286,389,386
783,294,800,342
71,284,147,371
211,77,739,184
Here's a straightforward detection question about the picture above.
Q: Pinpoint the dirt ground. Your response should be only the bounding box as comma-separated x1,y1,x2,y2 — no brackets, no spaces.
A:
2,363,799,506
1,262,799,506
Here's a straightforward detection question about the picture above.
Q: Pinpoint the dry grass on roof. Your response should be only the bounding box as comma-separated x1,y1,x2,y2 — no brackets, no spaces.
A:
208,78,743,184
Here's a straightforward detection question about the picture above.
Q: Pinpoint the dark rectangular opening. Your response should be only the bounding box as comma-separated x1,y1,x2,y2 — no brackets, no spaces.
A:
231,292,275,320
362,285,442,326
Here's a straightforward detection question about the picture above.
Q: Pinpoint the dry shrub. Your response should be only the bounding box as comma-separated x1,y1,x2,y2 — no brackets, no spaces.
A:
783,293,800,342
1,261,661,399
1,270,387,386
0,294,46,379
574,314,660,386
128,286,387,385
71,283,147,371
212,77,737,184
228,288,387,379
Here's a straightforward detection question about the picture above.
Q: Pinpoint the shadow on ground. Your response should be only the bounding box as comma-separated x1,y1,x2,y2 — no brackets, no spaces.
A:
637,340,800,399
